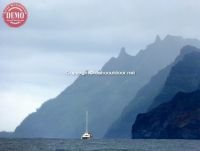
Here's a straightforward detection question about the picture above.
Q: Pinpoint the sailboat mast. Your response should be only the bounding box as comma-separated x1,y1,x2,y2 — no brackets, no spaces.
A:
86,111,88,133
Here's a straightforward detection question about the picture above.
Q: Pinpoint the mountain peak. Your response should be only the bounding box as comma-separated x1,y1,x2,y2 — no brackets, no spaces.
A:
155,35,161,42
118,47,128,58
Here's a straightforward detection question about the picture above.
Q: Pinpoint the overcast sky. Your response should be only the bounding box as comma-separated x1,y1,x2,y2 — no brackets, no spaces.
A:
1,0,200,131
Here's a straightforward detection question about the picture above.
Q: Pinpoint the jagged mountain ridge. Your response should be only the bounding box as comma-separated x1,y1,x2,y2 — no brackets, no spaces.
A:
105,45,200,138
12,35,200,138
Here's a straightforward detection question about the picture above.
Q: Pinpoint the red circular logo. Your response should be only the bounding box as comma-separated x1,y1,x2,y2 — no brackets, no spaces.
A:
3,3,28,28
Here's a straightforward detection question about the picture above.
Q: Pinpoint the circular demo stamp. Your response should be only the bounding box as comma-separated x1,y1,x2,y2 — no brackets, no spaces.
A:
3,2,28,28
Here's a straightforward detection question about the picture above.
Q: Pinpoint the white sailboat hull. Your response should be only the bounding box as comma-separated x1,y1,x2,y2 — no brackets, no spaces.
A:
81,132,92,140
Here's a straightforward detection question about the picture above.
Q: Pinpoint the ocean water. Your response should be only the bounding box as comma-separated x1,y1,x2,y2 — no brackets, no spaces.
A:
0,139,199,151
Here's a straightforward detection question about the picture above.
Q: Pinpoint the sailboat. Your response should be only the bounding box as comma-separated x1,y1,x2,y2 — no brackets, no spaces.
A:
81,111,93,139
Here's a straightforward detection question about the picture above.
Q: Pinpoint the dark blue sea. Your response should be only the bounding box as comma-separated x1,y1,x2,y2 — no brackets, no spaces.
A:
0,139,199,151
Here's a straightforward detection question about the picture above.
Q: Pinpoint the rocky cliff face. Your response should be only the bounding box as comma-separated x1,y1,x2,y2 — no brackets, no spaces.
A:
105,46,200,138
132,51,200,139
150,49,200,109
132,90,200,139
